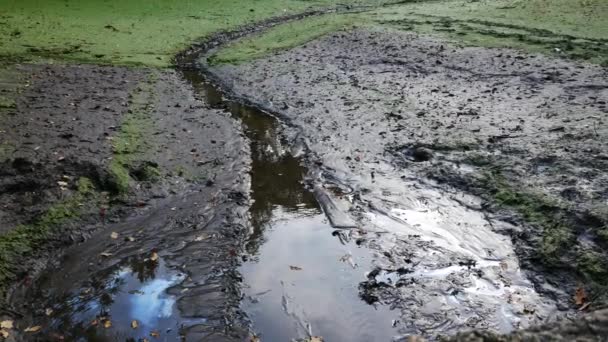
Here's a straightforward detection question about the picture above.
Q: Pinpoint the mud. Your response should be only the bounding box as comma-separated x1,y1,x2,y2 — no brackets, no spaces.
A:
1,64,251,340
206,27,608,338
2,7,607,342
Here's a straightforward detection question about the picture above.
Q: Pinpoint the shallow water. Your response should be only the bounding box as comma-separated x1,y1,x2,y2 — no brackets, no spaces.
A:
192,76,402,340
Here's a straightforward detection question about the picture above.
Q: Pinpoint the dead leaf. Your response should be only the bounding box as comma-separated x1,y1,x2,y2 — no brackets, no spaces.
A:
131,320,139,329
150,330,160,338
90,319,99,326
309,337,323,342
289,265,302,271
250,335,261,342
0,320,13,329
127,236,135,242
0,330,8,338
100,252,112,258
103,320,112,329
45,308,54,316
110,232,118,239
150,252,159,262
574,286,587,306
24,326,42,333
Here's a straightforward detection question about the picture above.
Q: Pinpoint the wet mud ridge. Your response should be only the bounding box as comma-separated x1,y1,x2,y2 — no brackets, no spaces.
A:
202,27,608,340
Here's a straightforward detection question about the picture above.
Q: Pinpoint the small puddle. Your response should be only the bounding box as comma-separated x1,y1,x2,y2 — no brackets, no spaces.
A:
184,70,400,340
34,257,189,340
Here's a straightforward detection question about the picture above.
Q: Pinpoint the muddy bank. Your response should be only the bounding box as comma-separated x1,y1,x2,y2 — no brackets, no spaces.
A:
0,63,251,340
206,27,607,338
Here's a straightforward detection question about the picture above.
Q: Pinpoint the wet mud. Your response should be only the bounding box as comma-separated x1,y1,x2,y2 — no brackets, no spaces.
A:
2,7,607,342
206,27,608,339
3,65,251,340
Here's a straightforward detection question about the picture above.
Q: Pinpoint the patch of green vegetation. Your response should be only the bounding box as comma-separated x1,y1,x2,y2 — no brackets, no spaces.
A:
577,249,608,283
108,81,155,194
481,171,608,288
0,0,387,67
0,177,98,296
0,95,15,109
210,14,363,65
484,172,573,260
371,0,608,63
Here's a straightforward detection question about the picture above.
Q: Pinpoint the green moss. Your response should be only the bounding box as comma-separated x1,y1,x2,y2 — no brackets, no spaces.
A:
0,95,15,109
210,14,362,65
0,0,387,67
77,176,95,195
577,250,608,283
108,156,132,194
107,81,156,194
484,172,574,261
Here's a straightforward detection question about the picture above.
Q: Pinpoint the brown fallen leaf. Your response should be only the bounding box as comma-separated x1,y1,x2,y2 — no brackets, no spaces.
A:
150,330,160,338
110,232,119,239
289,265,302,271
24,326,42,333
103,320,112,329
0,320,13,329
0,330,8,338
250,335,261,342
574,286,587,306
150,252,159,262
131,320,139,329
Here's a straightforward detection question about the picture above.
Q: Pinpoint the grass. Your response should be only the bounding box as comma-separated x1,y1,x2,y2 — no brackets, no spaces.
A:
0,177,97,296
108,80,156,194
210,14,363,65
0,0,387,67
371,0,608,64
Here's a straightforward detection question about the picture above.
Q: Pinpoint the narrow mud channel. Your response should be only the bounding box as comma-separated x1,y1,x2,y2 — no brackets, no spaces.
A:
184,72,401,341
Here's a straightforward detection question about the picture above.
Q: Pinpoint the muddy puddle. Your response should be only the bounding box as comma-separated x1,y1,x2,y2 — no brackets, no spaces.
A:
188,72,401,341
35,258,189,341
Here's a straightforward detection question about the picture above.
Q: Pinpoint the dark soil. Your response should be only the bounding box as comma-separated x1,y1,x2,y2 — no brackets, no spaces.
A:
0,63,251,340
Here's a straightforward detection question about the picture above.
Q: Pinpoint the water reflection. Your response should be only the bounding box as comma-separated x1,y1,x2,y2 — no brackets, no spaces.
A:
44,258,186,341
